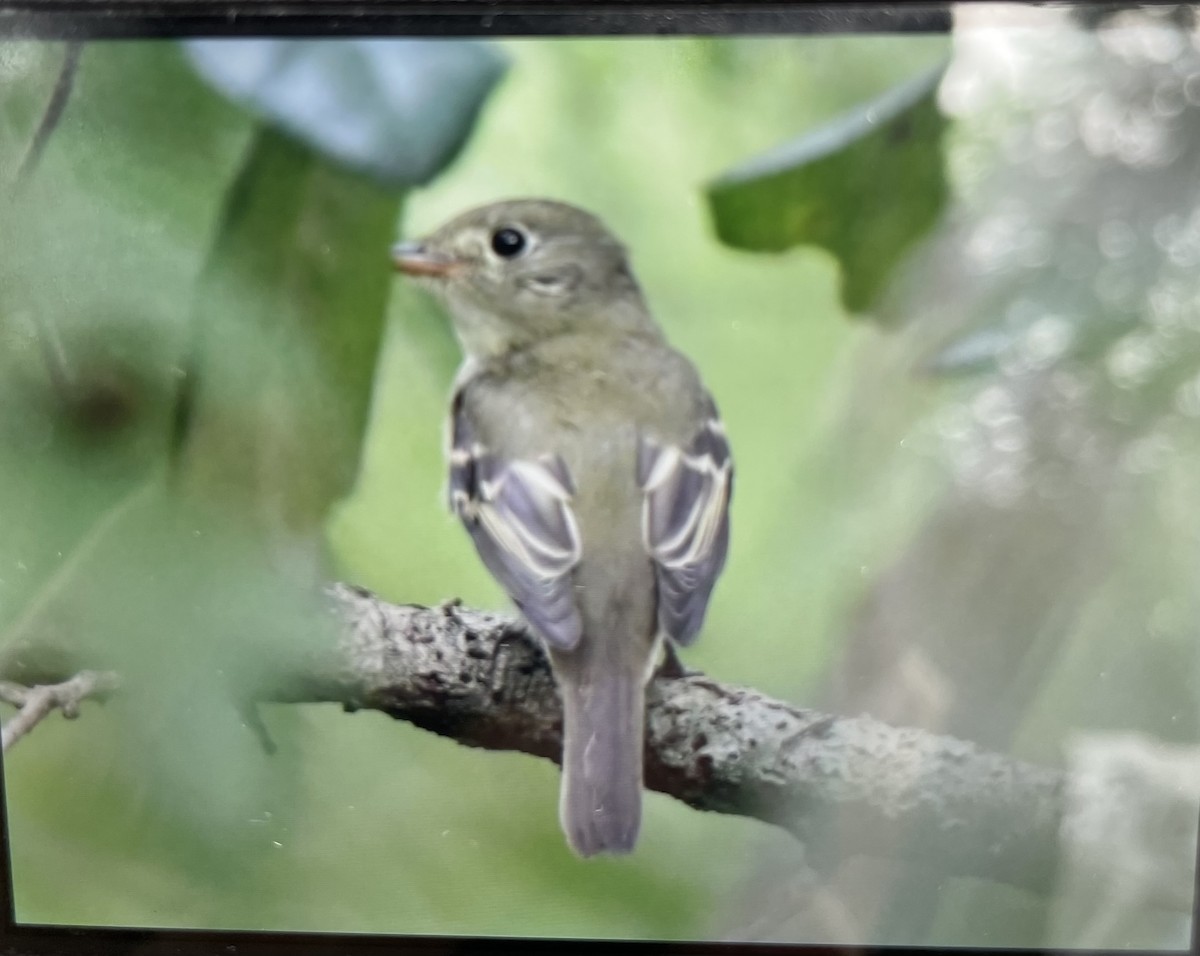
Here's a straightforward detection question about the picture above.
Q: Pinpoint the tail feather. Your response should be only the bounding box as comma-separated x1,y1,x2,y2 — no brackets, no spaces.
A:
559,672,644,857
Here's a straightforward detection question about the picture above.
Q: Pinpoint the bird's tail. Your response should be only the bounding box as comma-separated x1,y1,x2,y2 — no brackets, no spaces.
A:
558,670,645,857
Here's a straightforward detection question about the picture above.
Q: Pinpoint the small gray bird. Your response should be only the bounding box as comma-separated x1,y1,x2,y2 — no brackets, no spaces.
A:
393,199,732,856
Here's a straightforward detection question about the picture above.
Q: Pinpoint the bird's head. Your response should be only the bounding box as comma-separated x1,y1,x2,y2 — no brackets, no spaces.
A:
393,198,652,359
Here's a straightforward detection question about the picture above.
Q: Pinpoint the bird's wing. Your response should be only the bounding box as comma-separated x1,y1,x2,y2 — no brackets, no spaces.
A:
637,399,733,646
449,393,584,650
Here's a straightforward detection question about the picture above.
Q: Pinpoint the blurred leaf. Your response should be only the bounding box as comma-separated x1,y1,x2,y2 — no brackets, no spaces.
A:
0,40,352,872
182,39,508,187
172,125,402,543
706,63,950,317
4,482,336,919
0,42,256,627
2,39,406,924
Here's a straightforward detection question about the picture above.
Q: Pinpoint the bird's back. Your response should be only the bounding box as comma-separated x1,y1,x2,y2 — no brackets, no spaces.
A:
459,329,706,563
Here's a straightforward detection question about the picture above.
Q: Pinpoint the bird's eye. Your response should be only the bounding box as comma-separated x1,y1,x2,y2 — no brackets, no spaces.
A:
490,227,527,258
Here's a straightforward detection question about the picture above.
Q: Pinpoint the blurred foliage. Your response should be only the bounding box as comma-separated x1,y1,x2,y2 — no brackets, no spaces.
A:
0,35,505,935
708,62,950,316
183,40,507,186
4,20,1195,952
175,124,400,543
737,8,1200,949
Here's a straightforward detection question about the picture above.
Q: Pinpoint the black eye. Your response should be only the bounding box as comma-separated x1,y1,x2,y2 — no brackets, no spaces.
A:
491,227,527,258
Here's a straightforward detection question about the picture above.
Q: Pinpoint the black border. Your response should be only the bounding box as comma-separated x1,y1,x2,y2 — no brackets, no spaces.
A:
0,2,952,39
0,3,1196,955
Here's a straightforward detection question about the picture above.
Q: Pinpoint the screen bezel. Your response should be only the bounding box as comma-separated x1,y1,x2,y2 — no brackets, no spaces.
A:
3,4,1194,955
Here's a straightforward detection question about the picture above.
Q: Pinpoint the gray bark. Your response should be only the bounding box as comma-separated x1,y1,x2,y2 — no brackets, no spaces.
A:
277,583,1066,894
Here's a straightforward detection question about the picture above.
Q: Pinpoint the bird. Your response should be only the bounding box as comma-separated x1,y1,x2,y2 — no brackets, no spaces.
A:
392,198,732,857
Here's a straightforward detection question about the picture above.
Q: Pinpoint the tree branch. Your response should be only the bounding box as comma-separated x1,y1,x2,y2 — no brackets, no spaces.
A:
0,582,1067,892
273,584,1066,894
0,669,118,752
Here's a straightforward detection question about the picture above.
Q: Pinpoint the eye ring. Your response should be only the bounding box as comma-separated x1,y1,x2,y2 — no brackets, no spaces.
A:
490,227,527,258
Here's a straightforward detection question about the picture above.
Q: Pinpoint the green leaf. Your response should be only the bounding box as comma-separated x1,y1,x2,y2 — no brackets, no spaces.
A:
182,39,508,187
172,124,403,542
706,62,950,317
0,42,256,627
0,42,401,916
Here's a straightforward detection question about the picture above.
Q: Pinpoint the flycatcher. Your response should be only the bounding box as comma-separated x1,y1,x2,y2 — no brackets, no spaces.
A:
393,199,732,856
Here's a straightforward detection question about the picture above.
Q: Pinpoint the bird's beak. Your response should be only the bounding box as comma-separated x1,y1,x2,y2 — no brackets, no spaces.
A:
392,240,464,278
